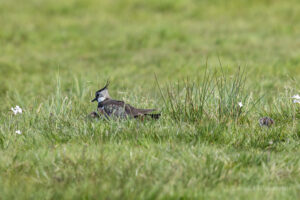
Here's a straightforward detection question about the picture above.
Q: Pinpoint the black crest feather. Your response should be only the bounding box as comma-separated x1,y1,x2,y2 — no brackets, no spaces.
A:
97,80,110,93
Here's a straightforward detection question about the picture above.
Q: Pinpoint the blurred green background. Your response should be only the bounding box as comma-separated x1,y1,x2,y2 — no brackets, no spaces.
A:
1,0,299,106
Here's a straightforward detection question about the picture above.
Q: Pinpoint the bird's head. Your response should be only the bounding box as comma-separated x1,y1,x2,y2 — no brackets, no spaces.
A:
91,81,111,103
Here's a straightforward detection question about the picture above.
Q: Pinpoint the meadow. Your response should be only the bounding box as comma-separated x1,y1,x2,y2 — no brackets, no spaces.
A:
0,0,300,199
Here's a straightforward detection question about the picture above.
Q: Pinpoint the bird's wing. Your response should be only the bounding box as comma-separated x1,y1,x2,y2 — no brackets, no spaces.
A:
101,99,156,117
124,104,156,116
99,99,127,117
99,99,124,107
100,99,126,111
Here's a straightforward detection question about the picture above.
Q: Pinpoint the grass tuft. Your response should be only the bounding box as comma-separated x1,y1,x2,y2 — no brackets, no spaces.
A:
157,66,262,124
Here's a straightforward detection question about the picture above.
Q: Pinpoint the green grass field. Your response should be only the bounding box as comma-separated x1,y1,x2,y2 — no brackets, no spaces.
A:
1,0,300,199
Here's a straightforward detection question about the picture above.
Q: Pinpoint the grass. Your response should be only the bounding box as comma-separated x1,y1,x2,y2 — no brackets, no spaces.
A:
0,0,300,199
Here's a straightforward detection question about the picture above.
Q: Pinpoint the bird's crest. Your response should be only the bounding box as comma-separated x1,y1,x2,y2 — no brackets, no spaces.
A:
97,80,110,93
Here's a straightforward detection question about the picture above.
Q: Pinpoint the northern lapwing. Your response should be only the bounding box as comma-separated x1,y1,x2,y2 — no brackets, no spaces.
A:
91,82,160,120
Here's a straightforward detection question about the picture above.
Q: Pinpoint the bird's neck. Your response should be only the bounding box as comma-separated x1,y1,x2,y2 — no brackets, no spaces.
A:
98,98,110,107
97,97,106,103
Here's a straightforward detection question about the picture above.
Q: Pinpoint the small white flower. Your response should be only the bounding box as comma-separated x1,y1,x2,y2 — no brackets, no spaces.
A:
238,102,243,108
16,106,22,114
292,95,300,104
11,105,22,115
269,140,273,145
11,108,17,115
15,130,22,135
292,94,300,100
294,99,300,104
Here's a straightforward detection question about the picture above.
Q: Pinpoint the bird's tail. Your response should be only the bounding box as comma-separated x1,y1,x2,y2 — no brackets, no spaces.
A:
144,113,161,119
134,113,161,120
135,108,156,114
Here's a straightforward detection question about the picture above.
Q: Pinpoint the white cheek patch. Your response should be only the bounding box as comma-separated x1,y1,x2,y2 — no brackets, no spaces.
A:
98,97,106,102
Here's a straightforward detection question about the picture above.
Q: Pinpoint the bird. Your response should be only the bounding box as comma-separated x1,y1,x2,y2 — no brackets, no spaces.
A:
91,81,160,120
259,117,274,127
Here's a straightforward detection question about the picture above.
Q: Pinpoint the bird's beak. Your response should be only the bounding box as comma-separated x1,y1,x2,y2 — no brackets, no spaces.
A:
91,97,97,102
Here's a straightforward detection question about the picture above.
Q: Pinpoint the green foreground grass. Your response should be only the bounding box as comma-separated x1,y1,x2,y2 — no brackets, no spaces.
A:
0,0,300,199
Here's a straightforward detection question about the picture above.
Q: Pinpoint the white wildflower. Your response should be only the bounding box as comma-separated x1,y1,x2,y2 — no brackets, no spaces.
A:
15,130,22,135
238,102,243,108
11,107,18,115
292,94,300,100
294,99,300,104
292,94,300,104
11,105,23,115
269,140,273,145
